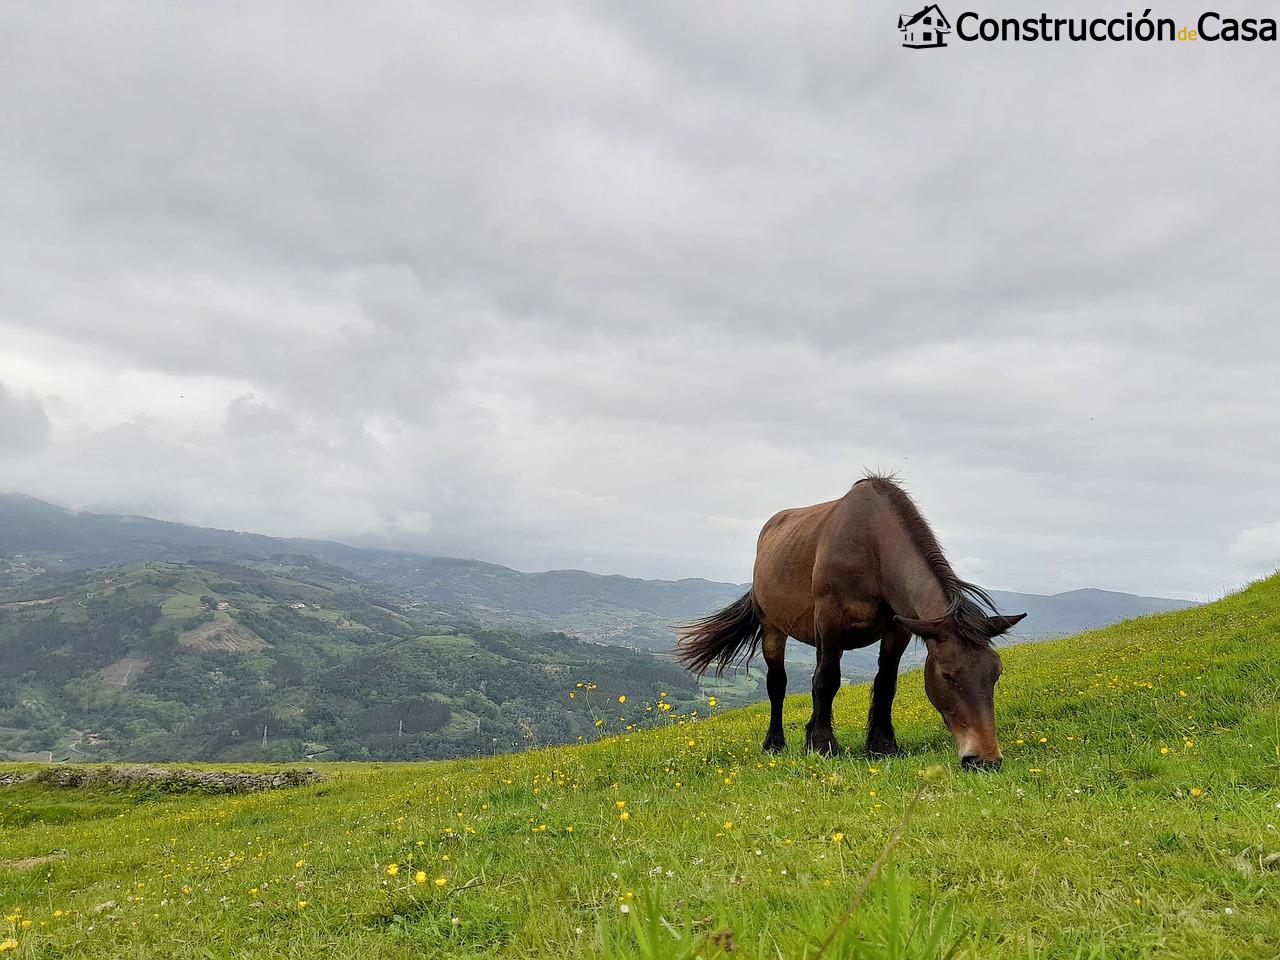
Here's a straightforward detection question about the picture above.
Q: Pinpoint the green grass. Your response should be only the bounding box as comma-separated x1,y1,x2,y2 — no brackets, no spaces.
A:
697,665,764,700
3,576,1280,958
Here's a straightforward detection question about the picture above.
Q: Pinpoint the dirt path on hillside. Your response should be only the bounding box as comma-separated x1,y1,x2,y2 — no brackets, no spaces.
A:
98,656,148,690
0,596,62,609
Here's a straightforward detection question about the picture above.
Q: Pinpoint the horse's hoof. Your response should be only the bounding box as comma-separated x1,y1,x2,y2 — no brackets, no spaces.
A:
867,740,901,759
763,734,786,753
805,732,840,757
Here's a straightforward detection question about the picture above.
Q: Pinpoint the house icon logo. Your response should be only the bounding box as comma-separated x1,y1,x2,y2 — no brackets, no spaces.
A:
898,4,951,48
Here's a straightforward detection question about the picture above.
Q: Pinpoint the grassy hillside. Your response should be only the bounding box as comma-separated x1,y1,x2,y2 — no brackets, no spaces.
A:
2,577,1278,957
0,560,702,763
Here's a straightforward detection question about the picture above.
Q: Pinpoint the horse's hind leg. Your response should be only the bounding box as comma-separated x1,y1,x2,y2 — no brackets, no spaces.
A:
761,625,787,752
867,622,910,758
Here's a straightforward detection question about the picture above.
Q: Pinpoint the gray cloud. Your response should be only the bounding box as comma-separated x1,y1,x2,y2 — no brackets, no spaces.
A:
0,382,52,455
1,1,1277,599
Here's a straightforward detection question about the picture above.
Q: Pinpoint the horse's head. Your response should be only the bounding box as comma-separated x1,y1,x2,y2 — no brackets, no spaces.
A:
895,612,1025,771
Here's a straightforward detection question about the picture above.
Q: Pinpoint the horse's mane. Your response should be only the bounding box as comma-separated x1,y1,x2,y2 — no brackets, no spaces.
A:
860,472,998,647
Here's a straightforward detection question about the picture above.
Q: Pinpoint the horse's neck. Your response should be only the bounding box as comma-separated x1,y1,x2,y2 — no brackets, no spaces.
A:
881,536,951,621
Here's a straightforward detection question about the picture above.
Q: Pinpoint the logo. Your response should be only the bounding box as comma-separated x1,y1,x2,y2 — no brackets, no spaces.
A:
898,8,1277,46
899,4,952,47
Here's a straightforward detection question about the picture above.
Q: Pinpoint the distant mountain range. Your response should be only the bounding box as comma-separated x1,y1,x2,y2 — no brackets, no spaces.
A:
0,493,1199,650
0,493,1202,762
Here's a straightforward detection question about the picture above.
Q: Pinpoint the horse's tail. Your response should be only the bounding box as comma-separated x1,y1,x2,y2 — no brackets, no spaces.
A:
675,592,763,676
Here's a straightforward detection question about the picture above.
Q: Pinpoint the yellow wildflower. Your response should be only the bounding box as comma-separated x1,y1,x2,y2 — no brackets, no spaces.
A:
386,863,399,877
415,870,427,884
435,876,447,888
0,939,17,954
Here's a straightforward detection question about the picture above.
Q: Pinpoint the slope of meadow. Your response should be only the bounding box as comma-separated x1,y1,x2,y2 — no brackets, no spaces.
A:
2,576,1279,958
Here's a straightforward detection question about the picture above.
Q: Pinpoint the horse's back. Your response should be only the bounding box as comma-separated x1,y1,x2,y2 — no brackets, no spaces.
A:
812,483,888,610
752,498,840,643
753,483,893,644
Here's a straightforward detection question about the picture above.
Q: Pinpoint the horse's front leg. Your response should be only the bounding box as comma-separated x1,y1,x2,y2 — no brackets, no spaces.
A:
805,640,843,756
866,624,910,758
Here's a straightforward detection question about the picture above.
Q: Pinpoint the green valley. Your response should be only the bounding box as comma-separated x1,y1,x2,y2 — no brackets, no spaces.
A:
0,560,701,763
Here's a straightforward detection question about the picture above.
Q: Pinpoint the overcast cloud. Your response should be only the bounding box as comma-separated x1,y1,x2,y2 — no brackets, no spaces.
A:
2,1,1278,599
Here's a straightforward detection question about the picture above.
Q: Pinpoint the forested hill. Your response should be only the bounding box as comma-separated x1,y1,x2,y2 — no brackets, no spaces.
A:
0,559,701,764
1,494,1196,651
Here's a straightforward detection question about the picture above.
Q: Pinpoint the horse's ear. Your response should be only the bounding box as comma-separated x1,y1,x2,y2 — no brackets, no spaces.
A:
894,615,945,640
984,613,1026,638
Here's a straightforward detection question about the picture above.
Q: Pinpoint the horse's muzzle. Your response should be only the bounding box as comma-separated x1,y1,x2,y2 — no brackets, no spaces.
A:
961,755,1002,772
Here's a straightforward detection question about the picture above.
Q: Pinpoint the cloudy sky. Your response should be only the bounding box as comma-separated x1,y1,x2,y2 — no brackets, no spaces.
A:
1,2,1278,599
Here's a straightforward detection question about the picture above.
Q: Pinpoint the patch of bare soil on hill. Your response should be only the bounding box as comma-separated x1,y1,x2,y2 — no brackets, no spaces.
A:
0,766,325,793
0,853,65,870
98,656,148,690
179,617,268,652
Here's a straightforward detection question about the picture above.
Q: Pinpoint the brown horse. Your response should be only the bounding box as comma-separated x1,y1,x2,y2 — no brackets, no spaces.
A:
676,475,1024,770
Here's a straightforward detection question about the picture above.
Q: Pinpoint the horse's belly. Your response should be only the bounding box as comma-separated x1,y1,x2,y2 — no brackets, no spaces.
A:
759,602,815,645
